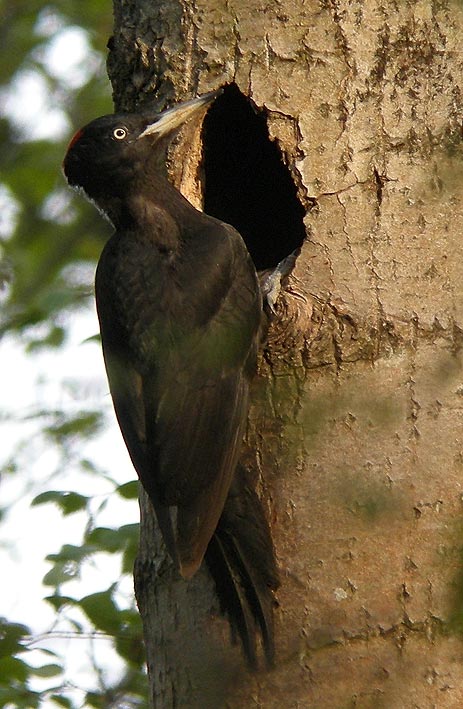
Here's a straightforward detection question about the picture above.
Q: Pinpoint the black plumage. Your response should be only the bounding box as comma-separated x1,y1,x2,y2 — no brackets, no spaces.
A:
63,92,279,666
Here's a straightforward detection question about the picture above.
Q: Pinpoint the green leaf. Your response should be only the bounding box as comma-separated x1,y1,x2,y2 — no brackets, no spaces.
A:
50,695,73,708
115,480,139,499
82,333,101,344
59,492,88,515
26,325,66,351
32,490,88,514
0,656,29,683
85,527,124,554
85,523,139,570
0,618,30,658
85,692,105,709
30,663,63,678
31,490,66,506
85,527,123,553
47,544,91,563
44,595,76,611
119,523,140,543
78,591,121,635
43,561,79,587
115,634,146,667
0,687,40,709
44,411,103,442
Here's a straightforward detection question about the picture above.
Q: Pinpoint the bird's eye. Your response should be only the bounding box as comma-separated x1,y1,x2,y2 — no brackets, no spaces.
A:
113,127,127,140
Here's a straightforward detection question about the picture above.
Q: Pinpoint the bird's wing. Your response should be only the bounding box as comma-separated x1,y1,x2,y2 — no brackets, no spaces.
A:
142,341,252,578
96,223,262,578
95,236,181,564
144,232,261,576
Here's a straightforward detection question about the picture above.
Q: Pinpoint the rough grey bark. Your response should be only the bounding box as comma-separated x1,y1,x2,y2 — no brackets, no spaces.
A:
109,0,463,706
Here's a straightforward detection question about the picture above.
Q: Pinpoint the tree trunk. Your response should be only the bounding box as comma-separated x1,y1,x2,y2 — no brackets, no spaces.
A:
109,0,463,706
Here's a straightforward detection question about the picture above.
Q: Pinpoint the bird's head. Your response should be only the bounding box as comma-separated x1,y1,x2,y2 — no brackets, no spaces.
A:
63,91,218,205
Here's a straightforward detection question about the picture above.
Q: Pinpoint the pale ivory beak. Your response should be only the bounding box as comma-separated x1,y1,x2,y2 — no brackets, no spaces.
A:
138,91,219,140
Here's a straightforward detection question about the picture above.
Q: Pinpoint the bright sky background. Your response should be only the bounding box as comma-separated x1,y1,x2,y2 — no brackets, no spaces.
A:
0,13,141,705
1,308,140,700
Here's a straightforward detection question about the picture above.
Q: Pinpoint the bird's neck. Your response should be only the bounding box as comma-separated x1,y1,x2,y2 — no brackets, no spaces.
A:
93,173,201,234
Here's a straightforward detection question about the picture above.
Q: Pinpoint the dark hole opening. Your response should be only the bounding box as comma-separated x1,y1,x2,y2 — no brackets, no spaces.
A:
202,83,306,272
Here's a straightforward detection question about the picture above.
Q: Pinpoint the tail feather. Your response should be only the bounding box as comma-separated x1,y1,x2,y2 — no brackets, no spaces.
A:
226,532,276,666
205,533,260,668
204,464,279,668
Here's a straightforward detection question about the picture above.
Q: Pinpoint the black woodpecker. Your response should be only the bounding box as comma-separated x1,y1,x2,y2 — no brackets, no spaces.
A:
63,91,279,667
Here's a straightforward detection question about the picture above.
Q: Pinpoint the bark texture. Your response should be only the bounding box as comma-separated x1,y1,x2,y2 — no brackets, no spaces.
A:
109,0,463,706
